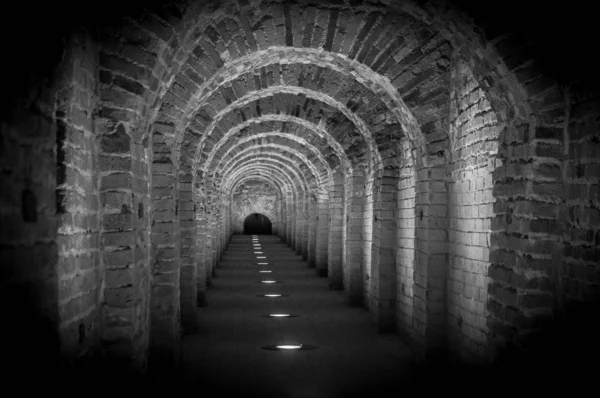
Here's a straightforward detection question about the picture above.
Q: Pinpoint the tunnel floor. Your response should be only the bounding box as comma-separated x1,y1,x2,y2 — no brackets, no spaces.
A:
177,235,413,398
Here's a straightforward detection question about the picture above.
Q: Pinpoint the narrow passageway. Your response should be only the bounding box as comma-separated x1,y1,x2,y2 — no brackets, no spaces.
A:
178,234,412,398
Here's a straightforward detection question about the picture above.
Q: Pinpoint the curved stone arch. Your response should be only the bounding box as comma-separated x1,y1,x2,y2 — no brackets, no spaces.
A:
224,162,307,241
190,85,383,173
217,154,311,194
229,173,288,218
209,129,344,175
219,156,320,206
226,161,315,251
222,158,311,201
210,134,335,185
230,175,285,200
200,114,352,174
214,144,330,194
223,160,308,200
225,168,297,198
185,93,370,172
176,47,422,149
228,170,295,237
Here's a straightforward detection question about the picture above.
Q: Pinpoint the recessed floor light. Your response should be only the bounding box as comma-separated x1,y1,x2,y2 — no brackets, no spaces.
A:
259,270,272,273
254,251,263,254
257,256,266,258
260,313,299,318
262,344,316,351
258,262,269,265
257,280,279,284
257,294,289,298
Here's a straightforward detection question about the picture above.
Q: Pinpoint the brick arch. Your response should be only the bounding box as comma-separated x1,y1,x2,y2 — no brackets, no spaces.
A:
200,114,352,173
222,158,309,201
224,163,309,245
85,0,585,370
162,1,451,158
228,171,292,239
186,85,382,174
210,135,334,185
209,130,344,174
223,161,307,207
215,145,329,194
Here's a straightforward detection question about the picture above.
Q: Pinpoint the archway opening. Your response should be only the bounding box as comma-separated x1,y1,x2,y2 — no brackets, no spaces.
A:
243,213,273,235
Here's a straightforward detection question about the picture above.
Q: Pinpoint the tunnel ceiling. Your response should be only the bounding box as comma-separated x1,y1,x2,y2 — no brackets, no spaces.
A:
94,0,484,201
89,0,600,206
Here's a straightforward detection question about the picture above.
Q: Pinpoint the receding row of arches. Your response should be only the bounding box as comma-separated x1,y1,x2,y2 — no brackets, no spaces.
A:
2,0,598,382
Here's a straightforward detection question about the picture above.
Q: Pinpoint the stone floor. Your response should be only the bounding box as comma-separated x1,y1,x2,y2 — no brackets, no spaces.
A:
177,234,414,398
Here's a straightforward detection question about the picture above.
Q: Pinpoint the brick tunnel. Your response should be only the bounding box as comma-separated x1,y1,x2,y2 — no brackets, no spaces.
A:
1,0,599,395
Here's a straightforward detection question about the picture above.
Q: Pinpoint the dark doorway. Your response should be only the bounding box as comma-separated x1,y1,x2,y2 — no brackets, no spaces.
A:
243,213,272,235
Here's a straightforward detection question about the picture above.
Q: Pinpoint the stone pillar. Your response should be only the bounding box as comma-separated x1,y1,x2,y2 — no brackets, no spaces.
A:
150,147,181,373
195,193,207,307
371,167,398,333
307,196,318,267
316,193,329,277
286,193,293,245
279,198,287,241
205,208,214,286
290,193,296,248
295,199,304,255
99,119,150,373
414,160,448,359
346,170,365,306
328,171,345,289
302,199,309,260
179,172,198,333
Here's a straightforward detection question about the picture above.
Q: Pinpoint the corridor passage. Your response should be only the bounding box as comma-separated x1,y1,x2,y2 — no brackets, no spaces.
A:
178,235,413,398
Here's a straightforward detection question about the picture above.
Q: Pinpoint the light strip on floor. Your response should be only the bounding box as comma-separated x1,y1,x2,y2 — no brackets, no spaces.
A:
262,343,315,351
257,256,267,258
258,262,269,265
254,251,263,254
259,270,272,273
264,294,281,297
260,280,277,284
276,344,302,350
269,314,290,318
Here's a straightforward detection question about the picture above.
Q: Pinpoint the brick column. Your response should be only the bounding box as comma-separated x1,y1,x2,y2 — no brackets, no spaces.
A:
205,206,214,287
149,146,181,373
286,193,293,245
316,193,329,277
414,161,448,359
194,192,208,307
345,170,365,306
179,172,198,333
289,194,296,248
295,199,304,254
371,168,398,333
301,199,309,260
307,196,318,267
328,171,345,289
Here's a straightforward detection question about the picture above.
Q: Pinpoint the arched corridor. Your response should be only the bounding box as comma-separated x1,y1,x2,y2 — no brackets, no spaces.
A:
1,0,599,394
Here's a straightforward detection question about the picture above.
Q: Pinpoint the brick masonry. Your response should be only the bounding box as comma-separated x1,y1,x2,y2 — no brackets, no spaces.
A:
1,0,599,380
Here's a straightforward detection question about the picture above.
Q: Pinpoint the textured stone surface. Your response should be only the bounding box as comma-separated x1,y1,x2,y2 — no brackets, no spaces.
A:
2,0,600,385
